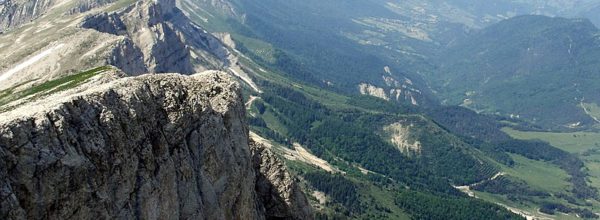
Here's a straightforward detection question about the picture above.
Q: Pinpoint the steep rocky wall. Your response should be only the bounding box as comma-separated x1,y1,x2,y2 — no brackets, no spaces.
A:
0,71,312,219
80,0,229,75
80,0,195,74
108,38,149,75
0,0,233,91
0,0,55,32
251,141,313,220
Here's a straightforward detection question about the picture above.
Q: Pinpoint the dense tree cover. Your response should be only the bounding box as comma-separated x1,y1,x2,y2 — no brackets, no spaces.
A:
346,95,416,114
254,101,266,114
238,42,322,84
394,190,524,220
250,84,530,219
257,84,495,193
471,176,549,197
303,171,362,213
429,105,600,199
410,121,499,185
248,116,267,127
539,202,598,218
428,106,521,166
254,82,600,219
314,212,347,220
465,138,515,166
429,106,511,142
432,15,600,129
498,140,569,161
308,117,458,194
498,140,597,199
258,85,328,142
307,108,500,186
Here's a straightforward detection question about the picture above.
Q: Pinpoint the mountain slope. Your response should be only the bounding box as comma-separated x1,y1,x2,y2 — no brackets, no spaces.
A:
431,15,600,129
178,0,600,110
0,0,248,91
382,0,600,28
2,0,595,219
179,0,439,107
0,71,312,219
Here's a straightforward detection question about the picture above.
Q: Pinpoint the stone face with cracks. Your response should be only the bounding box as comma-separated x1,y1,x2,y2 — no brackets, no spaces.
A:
251,141,313,220
0,71,312,219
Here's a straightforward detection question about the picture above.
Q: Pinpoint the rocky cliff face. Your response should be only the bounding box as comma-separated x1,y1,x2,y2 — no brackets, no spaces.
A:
0,71,312,219
68,0,117,14
251,141,313,220
0,0,233,90
80,0,225,75
0,0,55,32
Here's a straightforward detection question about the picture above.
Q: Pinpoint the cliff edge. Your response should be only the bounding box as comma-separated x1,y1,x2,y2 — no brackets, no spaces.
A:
0,71,311,219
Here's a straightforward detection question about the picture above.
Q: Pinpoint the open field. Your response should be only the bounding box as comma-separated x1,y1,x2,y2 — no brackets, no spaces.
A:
502,154,570,193
499,127,600,218
503,127,600,153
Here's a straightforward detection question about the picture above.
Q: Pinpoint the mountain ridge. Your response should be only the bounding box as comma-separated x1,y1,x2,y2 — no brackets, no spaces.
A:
0,70,312,219
2,0,600,219
431,14,600,129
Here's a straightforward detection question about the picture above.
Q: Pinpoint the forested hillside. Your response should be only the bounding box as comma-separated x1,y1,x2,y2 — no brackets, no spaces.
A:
432,15,600,129
3,0,600,219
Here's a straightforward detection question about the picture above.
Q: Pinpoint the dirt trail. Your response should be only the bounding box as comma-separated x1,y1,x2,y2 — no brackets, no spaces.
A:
249,132,340,173
581,98,600,123
453,172,553,220
292,143,338,173
454,172,505,196
245,96,259,109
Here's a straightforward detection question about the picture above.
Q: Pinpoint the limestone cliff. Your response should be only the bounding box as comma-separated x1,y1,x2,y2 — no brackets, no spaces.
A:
0,0,232,90
80,0,229,74
0,0,55,32
0,71,312,219
251,141,313,220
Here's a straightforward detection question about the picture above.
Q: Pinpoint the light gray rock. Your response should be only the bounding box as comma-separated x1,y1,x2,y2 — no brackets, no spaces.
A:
251,141,314,220
80,12,128,36
0,0,55,32
0,71,312,220
79,0,229,75
0,0,235,91
108,38,148,75
80,0,195,75
68,0,118,14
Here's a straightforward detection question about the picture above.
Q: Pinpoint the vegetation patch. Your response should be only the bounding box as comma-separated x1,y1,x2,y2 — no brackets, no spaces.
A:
471,175,550,198
0,66,111,109
500,154,570,194
503,127,600,154
303,171,362,214
581,103,600,123
539,202,598,219
498,140,596,199
394,190,524,220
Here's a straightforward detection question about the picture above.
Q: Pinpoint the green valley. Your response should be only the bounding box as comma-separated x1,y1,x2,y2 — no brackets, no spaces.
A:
3,0,600,219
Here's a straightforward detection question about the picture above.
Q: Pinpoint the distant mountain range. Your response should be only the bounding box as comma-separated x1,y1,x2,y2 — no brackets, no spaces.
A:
2,0,600,219
432,15,600,129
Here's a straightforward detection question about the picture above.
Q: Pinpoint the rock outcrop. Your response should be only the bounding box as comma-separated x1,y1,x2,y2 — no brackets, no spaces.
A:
0,0,55,32
0,71,311,219
0,0,233,90
251,141,313,220
68,0,117,14
80,0,230,75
